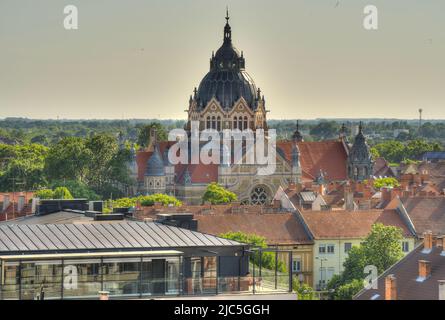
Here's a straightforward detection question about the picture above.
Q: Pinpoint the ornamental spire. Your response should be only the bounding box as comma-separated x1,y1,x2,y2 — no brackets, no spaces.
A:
224,7,232,44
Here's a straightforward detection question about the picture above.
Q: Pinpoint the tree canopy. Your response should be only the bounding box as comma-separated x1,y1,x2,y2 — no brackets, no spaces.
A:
327,223,404,299
202,183,237,205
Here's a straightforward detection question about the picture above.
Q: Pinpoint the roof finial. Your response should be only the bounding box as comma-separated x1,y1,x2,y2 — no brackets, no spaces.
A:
359,121,363,133
223,6,232,43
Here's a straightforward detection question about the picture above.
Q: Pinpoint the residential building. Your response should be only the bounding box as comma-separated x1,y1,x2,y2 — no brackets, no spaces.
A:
296,210,416,290
355,232,445,300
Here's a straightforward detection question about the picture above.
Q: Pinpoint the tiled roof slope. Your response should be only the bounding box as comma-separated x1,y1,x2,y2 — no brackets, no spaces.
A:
400,197,445,236
194,212,313,245
300,210,413,239
355,244,445,300
277,140,348,182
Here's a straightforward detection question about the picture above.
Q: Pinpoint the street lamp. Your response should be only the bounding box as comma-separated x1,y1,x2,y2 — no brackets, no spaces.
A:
315,256,328,291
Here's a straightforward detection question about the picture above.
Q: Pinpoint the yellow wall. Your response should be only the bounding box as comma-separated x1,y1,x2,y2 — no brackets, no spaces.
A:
311,237,415,290
275,244,314,286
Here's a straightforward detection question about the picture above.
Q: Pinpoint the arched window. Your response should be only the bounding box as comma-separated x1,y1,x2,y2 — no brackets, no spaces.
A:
233,117,237,129
211,116,216,129
238,117,243,130
250,186,269,205
206,116,210,129
217,116,221,131
244,116,248,130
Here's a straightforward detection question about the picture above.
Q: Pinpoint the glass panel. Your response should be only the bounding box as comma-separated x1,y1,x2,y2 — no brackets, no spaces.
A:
1,263,20,300
102,260,140,297
62,260,102,299
166,258,180,295
20,260,63,300
202,256,217,294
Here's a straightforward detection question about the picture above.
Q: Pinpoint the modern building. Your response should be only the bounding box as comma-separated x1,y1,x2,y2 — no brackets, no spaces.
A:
0,220,275,300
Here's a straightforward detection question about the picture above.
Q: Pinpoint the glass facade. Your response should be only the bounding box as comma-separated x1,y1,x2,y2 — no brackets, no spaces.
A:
0,252,182,300
0,248,292,299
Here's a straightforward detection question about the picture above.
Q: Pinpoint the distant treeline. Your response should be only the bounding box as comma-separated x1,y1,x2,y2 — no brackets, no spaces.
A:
1,118,445,146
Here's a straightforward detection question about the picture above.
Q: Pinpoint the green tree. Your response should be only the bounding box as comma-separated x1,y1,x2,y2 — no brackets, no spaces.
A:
137,122,168,148
202,183,237,204
139,194,182,207
373,140,405,163
219,231,286,273
45,137,90,182
0,143,48,191
50,180,100,200
309,121,339,140
333,279,364,300
373,177,400,189
292,277,316,300
34,189,54,199
53,186,74,200
361,223,404,273
328,223,404,300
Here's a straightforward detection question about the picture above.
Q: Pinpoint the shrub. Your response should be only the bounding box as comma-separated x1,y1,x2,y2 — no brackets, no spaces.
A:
35,189,54,199
53,187,73,200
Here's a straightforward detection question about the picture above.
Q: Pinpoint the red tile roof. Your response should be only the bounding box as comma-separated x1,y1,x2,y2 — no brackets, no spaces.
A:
355,243,445,300
400,196,445,236
277,140,348,182
373,157,395,177
300,209,413,239
175,163,219,184
194,212,313,245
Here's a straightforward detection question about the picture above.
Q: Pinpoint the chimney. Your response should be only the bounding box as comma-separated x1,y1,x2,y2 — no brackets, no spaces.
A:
385,274,397,300
418,260,431,281
439,281,445,300
2,194,10,212
18,195,25,213
423,231,433,253
344,189,354,211
381,187,393,203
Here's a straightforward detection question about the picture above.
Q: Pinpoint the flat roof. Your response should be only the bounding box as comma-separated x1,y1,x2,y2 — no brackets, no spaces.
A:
0,250,183,261
0,211,94,225
0,221,243,254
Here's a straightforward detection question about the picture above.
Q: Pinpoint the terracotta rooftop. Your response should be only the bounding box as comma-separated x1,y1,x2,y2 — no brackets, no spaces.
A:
193,212,313,245
373,157,396,177
400,196,445,236
299,209,413,239
277,140,348,182
355,243,445,300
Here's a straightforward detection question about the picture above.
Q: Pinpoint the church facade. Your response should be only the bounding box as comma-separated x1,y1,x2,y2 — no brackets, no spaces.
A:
134,13,373,205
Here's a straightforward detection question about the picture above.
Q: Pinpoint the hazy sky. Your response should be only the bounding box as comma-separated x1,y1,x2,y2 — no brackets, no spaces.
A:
0,0,444,120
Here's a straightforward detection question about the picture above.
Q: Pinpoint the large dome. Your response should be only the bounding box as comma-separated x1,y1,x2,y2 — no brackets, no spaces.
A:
196,13,258,110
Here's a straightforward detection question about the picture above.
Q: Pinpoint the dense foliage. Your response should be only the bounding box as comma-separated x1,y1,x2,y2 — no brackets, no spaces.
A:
371,139,442,164
0,133,134,199
373,177,400,189
53,187,74,200
292,277,317,300
219,231,287,273
202,183,237,204
327,223,404,300
112,194,182,208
